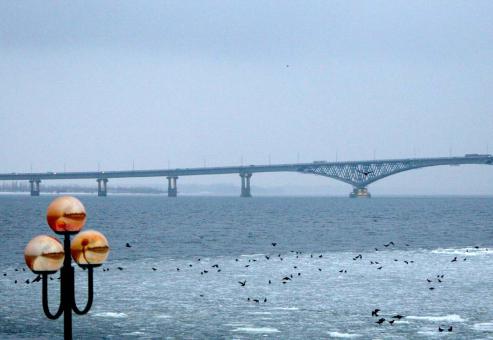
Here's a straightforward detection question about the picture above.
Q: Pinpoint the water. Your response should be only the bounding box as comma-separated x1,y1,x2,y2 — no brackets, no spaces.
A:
1,195,493,339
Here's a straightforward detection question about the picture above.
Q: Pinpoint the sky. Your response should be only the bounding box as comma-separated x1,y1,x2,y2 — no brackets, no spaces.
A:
1,1,492,195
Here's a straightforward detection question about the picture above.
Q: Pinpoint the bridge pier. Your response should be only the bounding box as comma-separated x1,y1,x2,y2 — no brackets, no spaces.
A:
240,173,252,197
349,187,371,198
167,176,178,197
29,179,41,196
97,178,108,197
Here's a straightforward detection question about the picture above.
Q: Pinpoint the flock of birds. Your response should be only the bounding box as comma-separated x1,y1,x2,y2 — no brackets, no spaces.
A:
3,241,483,335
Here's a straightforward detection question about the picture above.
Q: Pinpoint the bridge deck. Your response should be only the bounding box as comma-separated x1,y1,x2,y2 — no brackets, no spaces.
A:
0,155,491,181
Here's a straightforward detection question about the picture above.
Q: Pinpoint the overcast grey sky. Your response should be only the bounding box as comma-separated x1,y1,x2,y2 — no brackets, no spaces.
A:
1,1,492,195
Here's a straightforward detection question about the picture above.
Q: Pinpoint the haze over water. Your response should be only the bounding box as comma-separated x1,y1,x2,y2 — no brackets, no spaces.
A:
1,195,493,338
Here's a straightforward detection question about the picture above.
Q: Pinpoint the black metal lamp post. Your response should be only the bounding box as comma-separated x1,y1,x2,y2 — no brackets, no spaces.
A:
24,196,109,340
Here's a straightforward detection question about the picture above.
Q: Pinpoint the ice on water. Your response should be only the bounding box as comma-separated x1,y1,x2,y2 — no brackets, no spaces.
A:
24,247,491,338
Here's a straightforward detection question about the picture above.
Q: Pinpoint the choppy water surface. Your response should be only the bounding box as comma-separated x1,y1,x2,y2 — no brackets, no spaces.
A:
1,195,493,339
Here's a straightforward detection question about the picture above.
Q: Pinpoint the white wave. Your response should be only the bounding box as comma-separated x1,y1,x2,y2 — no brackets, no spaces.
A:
93,312,127,318
154,314,172,319
269,307,299,310
328,331,362,338
247,311,272,315
417,330,439,336
431,247,493,256
394,320,410,324
407,314,466,322
240,254,265,257
232,327,280,333
121,331,145,336
224,322,252,327
473,322,493,331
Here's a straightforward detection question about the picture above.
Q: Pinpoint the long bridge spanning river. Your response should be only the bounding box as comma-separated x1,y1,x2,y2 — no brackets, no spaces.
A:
1,154,492,197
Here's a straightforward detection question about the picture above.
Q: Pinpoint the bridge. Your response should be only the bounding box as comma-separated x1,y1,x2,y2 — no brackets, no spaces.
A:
0,154,492,197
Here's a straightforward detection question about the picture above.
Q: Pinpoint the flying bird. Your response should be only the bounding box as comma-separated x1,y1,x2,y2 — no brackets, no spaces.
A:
358,169,374,176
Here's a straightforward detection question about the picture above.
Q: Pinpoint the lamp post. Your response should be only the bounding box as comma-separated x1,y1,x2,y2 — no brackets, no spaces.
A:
24,196,109,340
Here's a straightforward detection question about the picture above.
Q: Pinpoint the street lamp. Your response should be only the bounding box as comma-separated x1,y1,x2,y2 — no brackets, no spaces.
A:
24,196,109,340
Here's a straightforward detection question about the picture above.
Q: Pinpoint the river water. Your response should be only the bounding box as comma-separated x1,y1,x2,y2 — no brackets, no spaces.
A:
0,195,492,339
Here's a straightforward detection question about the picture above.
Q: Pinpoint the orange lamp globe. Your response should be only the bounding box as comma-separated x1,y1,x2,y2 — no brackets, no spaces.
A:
71,230,110,267
46,196,87,234
24,235,65,273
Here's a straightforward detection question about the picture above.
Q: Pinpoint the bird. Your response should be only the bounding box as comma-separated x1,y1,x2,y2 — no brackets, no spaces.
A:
389,320,395,325
392,314,404,319
152,268,157,271
126,243,131,248
282,276,291,281
32,275,41,283
376,318,386,324
319,254,323,258
212,264,219,268
438,326,444,332
451,257,457,262
426,279,432,283
25,279,30,284
264,298,267,302
429,287,435,290
117,267,124,270
253,299,259,303
318,268,322,271
265,256,270,260
238,280,246,286
176,267,180,271
448,326,453,332
203,270,208,274
268,280,272,284
272,242,277,247
371,309,380,317
377,266,383,270
358,169,373,176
